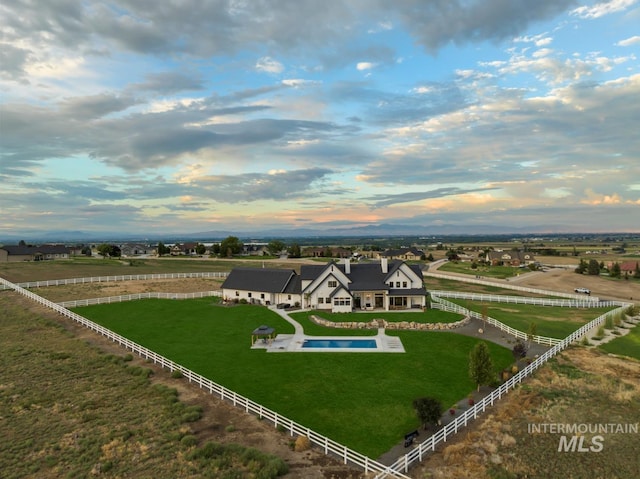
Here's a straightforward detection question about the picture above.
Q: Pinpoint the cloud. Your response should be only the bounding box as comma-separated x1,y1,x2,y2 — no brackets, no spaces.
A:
367,187,497,208
572,0,638,19
357,62,377,71
617,35,640,46
193,167,337,203
129,71,205,94
256,56,285,74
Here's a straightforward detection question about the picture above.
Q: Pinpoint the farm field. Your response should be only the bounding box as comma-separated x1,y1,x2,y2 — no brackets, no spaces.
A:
0,294,301,479
73,298,514,458
411,348,640,479
446,299,616,339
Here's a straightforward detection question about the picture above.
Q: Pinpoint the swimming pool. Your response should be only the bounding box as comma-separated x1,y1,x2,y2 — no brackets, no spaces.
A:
302,339,377,349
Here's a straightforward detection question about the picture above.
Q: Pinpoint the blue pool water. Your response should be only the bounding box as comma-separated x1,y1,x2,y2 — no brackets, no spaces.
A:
302,339,377,349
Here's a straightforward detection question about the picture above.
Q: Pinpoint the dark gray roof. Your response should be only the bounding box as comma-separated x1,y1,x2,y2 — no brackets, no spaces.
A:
1,245,69,255
221,267,298,293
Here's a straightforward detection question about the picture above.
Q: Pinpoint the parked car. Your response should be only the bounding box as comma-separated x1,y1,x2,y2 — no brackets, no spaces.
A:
574,287,591,294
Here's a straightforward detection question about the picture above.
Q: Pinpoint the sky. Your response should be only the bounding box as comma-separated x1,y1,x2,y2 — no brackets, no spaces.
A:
1,0,639,239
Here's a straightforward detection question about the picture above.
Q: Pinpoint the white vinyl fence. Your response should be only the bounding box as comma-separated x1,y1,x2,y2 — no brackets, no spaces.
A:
376,304,630,477
0,276,409,479
430,290,617,308
430,295,562,346
0,272,228,290
425,271,600,302
58,291,222,308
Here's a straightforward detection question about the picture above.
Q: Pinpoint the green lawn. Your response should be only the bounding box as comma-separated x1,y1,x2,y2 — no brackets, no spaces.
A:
447,299,615,339
599,323,640,360
437,261,525,279
74,298,513,458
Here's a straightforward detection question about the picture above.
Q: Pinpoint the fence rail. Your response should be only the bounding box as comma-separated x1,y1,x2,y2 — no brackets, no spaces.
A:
430,290,618,308
0,276,409,479
0,272,228,290
377,304,629,477
58,291,222,308
425,271,600,302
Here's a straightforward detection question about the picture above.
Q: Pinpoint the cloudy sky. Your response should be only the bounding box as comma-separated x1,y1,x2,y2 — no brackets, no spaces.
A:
1,0,639,238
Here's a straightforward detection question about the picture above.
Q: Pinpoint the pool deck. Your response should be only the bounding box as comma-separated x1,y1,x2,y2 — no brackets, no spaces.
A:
252,328,406,353
253,307,406,352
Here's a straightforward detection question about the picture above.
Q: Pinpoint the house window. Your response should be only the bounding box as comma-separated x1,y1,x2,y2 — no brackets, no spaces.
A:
260,293,265,299
288,295,291,300
248,292,252,298
333,297,351,306
328,280,337,288
396,281,401,287
403,281,407,288
319,298,324,304
235,291,239,296
325,297,331,303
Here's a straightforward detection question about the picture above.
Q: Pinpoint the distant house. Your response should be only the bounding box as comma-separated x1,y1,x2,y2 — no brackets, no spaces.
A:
169,242,199,256
221,258,426,313
486,250,535,267
611,261,639,275
242,243,269,256
120,243,151,257
0,244,70,262
379,247,425,261
302,247,351,258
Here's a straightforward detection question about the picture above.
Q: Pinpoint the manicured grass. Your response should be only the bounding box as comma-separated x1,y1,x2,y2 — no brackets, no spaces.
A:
599,323,640,360
74,299,513,458
437,261,524,279
448,299,615,339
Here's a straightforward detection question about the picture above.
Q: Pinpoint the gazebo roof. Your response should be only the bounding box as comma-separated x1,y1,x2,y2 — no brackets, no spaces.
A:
252,325,275,336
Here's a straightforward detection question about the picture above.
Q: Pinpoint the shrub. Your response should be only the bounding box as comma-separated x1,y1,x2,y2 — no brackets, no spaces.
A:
294,435,311,452
225,424,236,433
604,316,614,330
180,435,198,448
171,370,183,379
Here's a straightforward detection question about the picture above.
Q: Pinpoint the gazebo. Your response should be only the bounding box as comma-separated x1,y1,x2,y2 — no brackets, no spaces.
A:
251,325,276,346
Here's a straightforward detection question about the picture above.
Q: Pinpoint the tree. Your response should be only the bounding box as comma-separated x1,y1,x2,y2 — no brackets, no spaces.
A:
97,243,112,258
220,236,242,257
97,243,120,258
512,340,527,360
587,259,600,276
267,240,286,256
469,341,494,391
195,243,207,255
575,259,587,274
211,243,221,256
634,262,640,279
610,262,621,278
157,242,170,256
18,239,26,246
81,245,92,256
288,243,301,258
412,397,443,429
527,322,537,348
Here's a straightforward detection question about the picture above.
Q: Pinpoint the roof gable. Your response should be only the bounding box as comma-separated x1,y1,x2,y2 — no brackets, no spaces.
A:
221,268,297,293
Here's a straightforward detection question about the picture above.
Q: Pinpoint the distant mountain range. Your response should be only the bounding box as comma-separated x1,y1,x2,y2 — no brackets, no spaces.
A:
2,223,634,244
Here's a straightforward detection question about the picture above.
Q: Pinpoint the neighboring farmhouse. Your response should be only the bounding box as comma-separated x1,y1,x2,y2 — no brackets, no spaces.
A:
377,247,425,261
221,258,426,313
485,250,536,267
0,244,70,262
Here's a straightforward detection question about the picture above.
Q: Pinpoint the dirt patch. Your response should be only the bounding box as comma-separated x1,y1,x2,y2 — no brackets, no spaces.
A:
514,268,638,303
33,278,224,303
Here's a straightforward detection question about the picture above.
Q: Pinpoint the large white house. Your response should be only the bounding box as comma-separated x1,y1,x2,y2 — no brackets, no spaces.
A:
221,258,426,313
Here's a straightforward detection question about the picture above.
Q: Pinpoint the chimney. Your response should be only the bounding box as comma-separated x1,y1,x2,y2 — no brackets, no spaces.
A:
381,257,388,273
344,258,351,274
